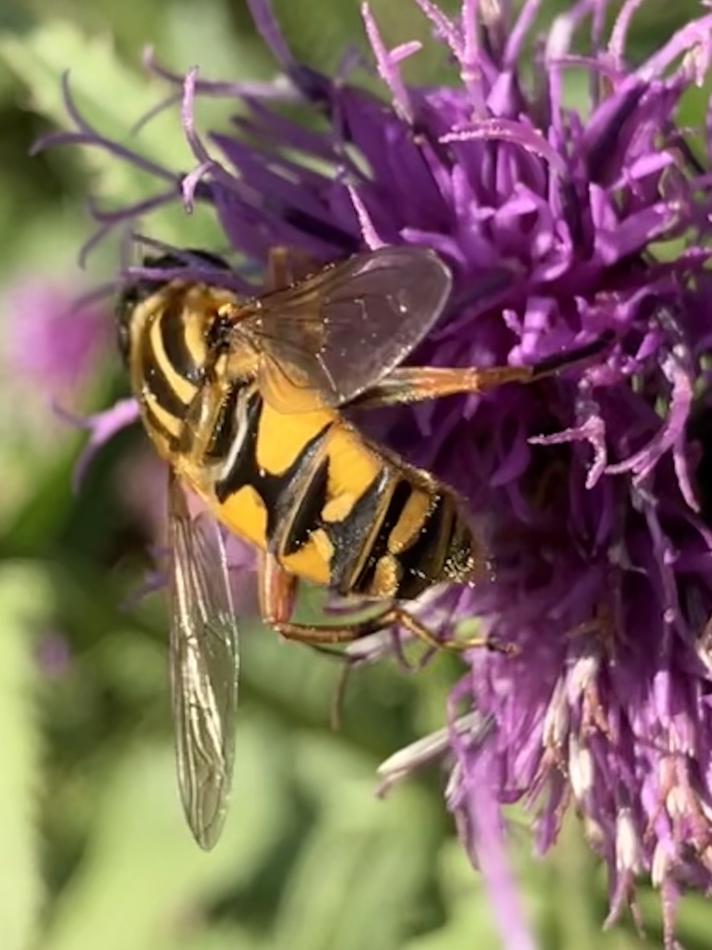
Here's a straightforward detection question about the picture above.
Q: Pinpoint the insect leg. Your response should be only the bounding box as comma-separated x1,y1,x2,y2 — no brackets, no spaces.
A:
351,365,536,408
259,555,511,653
352,335,613,409
260,552,397,645
265,246,319,291
259,549,299,627
265,247,293,292
387,607,515,654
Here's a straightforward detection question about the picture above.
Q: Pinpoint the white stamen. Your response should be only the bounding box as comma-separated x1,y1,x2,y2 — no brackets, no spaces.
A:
377,712,490,794
697,796,712,824
542,679,569,749
615,809,643,874
546,15,573,59
568,733,594,800
584,816,605,849
445,760,463,805
567,650,600,701
652,841,670,887
666,785,688,820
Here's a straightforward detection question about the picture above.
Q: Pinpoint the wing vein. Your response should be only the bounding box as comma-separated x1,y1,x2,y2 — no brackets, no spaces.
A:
168,472,239,849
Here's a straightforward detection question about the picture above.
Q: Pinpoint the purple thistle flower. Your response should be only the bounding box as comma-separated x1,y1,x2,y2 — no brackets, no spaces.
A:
56,397,141,490
46,0,712,943
3,280,111,401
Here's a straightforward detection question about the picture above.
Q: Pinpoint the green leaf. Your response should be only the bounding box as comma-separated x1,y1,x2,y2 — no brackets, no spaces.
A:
173,926,267,950
0,562,51,950
0,20,188,170
271,732,440,950
404,813,655,950
636,881,712,950
272,0,461,87
404,839,515,950
42,716,290,950
163,0,272,84
0,19,222,249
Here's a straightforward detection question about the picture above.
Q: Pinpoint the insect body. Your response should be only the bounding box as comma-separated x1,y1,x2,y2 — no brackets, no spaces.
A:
122,264,479,604
118,245,602,849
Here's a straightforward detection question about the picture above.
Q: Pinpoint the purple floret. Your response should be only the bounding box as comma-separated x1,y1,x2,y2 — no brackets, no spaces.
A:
45,0,712,943
4,281,111,397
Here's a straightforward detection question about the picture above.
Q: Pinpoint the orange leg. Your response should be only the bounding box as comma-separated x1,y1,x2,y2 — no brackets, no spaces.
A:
352,364,536,408
265,246,319,291
351,335,613,409
258,552,507,653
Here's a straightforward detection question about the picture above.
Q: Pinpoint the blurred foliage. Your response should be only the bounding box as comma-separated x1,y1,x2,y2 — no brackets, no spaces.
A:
1,1,712,949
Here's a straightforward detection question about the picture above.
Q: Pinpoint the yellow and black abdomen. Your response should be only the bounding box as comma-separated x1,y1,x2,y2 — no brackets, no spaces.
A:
122,279,481,603
203,383,481,602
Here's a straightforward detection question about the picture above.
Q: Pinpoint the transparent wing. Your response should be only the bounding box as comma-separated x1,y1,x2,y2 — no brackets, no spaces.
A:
168,472,239,850
239,246,452,413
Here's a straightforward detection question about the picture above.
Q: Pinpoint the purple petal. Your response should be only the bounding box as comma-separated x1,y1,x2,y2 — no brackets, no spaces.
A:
441,119,566,172
56,398,141,491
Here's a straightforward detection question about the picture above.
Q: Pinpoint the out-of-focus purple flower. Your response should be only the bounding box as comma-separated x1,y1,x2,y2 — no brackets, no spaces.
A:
56,397,141,490
3,281,111,400
44,0,712,943
34,630,72,679
115,447,169,545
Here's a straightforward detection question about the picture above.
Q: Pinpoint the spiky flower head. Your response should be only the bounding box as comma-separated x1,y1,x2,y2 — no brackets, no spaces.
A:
41,0,712,944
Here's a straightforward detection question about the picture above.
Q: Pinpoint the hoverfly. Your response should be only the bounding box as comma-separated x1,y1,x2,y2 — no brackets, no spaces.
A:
117,244,604,849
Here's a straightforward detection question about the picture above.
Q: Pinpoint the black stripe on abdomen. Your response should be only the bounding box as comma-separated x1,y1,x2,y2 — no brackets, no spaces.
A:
281,457,330,556
348,479,412,596
327,470,396,594
214,389,331,542
396,493,457,599
214,388,264,502
159,298,205,386
140,330,190,420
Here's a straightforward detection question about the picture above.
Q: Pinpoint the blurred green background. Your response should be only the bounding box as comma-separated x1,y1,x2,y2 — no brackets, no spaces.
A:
0,2,711,948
